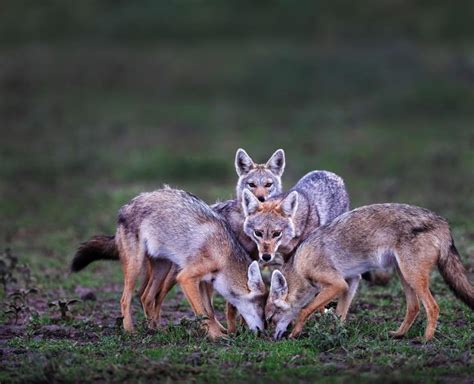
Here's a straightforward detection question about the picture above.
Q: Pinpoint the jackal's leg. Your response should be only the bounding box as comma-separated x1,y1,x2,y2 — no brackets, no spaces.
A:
151,262,178,327
199,282,213,317
120,242,144,332
140,259,154,319
207,283,227,332
335,275,361,321
226,303,238,334
139,258,153,303
227,308,247,330
177,267,225,340
397,253,438,341
389,266,420,338
140,259,167,318
141,259,176,329
403,274,438,340
290,274,348,339
200,282,226,333
417,286,439,341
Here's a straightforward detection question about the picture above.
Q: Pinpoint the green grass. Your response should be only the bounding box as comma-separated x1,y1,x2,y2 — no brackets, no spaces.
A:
2,290,473,383
1,34,473,383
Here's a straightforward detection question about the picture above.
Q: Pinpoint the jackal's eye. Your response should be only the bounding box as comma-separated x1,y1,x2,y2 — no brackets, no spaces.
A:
248,182,256,188
265,182,273,188
254,230,263,238
272,231,282,238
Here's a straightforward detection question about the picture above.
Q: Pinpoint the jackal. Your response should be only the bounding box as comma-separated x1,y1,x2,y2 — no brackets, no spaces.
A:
265,203,474,340
242,170,350,263
73,188,267,339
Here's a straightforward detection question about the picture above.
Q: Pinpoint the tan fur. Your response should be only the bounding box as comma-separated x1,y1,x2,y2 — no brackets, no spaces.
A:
226,302,239,334
256,200,284,215
175,251,226,339
118,226,226,337
266,203,473,341
140,259,177,329
79,188,268,338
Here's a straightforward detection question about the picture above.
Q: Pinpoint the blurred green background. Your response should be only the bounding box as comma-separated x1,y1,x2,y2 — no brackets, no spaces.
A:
1,0,473,273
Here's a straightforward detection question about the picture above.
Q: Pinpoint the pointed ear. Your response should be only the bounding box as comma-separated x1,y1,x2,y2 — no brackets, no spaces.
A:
235,148,255,176
265,149,285,176
280,191,298,218
247,261,265,293
270,270,288,301
242,189,260,216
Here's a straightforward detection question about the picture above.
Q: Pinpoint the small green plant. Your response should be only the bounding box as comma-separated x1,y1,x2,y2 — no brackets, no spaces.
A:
4,288,38,324
5,302,23,324
8,288,38,304
48,299,81,320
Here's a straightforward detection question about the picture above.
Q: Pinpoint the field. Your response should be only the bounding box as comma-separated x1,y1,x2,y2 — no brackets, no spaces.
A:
1,3,474,382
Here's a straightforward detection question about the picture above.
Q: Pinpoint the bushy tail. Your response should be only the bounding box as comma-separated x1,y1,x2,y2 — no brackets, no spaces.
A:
71,235,119,272
438,237,474,310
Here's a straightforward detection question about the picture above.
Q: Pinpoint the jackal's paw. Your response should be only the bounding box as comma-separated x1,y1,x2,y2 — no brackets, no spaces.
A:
207,327,228,340
388,330,405,339
423,331,435,342
206,322,228,340
123,321,135,333
147,319,159,330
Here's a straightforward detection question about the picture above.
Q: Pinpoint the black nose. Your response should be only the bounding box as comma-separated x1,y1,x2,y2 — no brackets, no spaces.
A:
257,196,265,202
262,253,272,262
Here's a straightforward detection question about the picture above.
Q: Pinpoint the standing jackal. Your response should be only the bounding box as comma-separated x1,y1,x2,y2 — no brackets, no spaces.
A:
74,188,267,338
265,203,474,340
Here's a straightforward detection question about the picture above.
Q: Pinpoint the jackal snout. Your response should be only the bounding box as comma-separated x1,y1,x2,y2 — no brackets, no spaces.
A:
263,242,270,252
261,243,272,262
254,187,267,202
256,238,281,262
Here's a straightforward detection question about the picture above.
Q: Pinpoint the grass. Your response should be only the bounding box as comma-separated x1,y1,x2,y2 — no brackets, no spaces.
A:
1,33,473,382
2,289,473,383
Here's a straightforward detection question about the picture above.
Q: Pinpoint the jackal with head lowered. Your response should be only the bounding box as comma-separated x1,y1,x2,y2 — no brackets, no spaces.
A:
74,187,267,339
265,203,474,341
